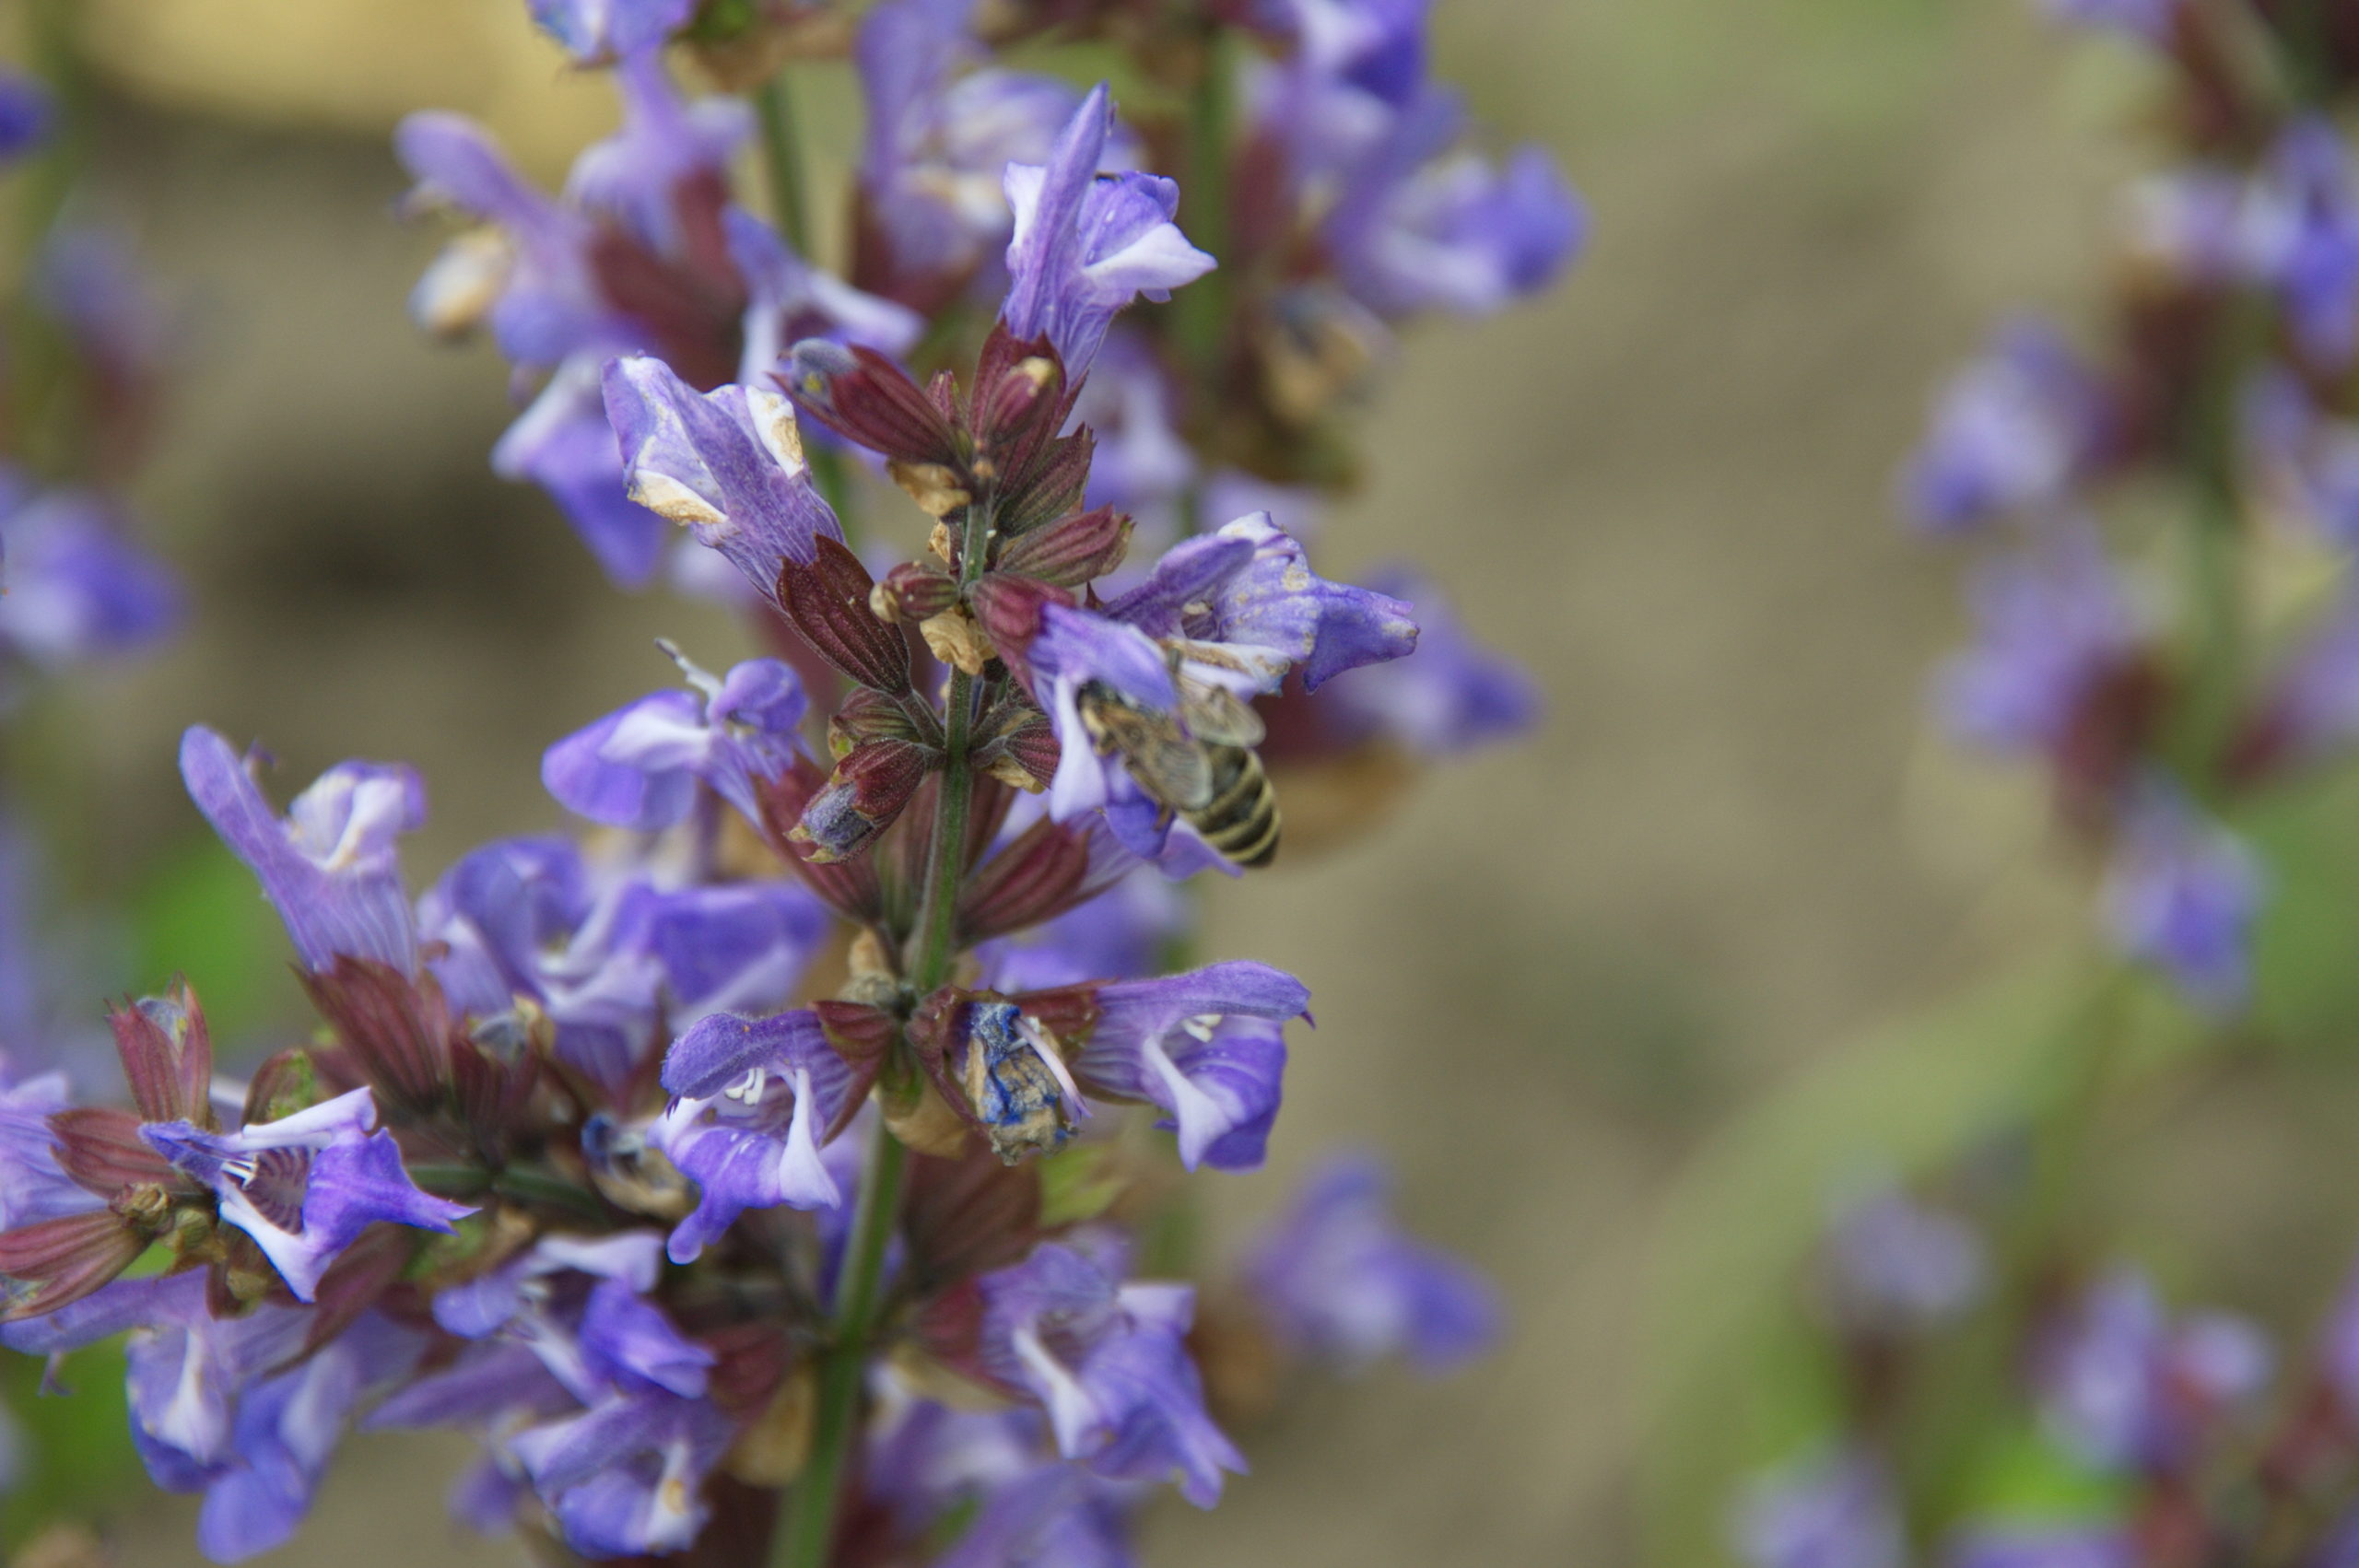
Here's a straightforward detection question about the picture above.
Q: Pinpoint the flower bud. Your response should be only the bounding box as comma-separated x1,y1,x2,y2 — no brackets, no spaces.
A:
780,338,960,465
792,738,942,862
994,505,1133,589
871,561,960,625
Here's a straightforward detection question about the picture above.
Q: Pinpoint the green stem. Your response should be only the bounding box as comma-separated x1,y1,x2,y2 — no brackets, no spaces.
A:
1170,24,1236,401
408,1163,610,1223
775,489,1000,1568
753,72,816,257
770,1127,908,1568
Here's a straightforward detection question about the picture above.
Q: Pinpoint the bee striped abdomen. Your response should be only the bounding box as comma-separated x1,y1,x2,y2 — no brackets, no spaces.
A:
1189,745,1282,868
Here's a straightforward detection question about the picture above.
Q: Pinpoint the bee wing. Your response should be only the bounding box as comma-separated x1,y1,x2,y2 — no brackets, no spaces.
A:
1177,676,1267,749
1086,702,1216,810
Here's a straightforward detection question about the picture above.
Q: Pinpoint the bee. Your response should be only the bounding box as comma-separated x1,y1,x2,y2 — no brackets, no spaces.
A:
1077,673,1283,868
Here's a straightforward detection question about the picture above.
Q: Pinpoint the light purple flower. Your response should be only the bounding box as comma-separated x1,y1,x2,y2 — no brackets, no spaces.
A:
729,205,926,382
1242,1153,1499,1371
1030,513,1415,869
418,838,827,1093
2035,1265,2270,1473
0,483,181,673
2042,0,2179,42
2100,786,2262,1016
543,648,805,830
856,0,1137,289
603,355,844,599
1821,1177,1985,1337
396,56,751,585
511,1385,734,1557
0,1066,97,1230
18,1272,421,1562
179,726,428,975
1001,85,1216,380
1936,522,2140,757
1946,1524,2135,1568
1071,330,1196,520
432,1232,710,1402
1323,566,1538,754
976,1241,1245,1506
140,1087,474,1301
2240,119,2359,370
1904,319,2107,533
1067,963,1309,1171
1733,1448,1907,1568
655,1008,866,1260
933,1462,1141,1568
1324,89,1583,319
529,0,695,62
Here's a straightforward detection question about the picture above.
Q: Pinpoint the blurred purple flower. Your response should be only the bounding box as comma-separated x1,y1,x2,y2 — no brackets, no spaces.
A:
1936,521,2140,757
2100,785,2262,1015
1904,319,2107,534
1733,1448,1907,1568
1324,566,1539,755
1822,1177,1986,1337
529,0,695,62
0,482,181,675
1241,1152,1500,1371
2035,1264,2270,1473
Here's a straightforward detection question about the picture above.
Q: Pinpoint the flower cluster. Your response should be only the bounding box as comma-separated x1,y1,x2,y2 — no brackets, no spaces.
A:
0,3,1563,1559
1888,2,2359,1011
1720,1177,2359,1568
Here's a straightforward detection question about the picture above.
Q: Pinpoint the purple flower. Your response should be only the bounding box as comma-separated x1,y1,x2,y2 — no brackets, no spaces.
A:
140,1087,473,1301
0,69,52,163
529,0,695,62
1821,1177,1985,1337
179,726,427,975
432,1233,710,1401
1071,330,1196,521
19,1273,421,1562
395,56,752,585
1323,566,1538,754
1936,522,2140,757
543,647,805,829
933,1463,1141,1568
1903,319,2107,533
1733,1449,1906,1568
1241,1153,1499,1370
1066,963,1310,1171
0,483,181,673
1001,85,1216,381
0,1067,98,1230
2248,591,2359,769
729,205,926,382
857,0,1134,289
1323,89,1584,319
655,1009,867,1260
493,359,674,584
1029,514,1415,869
2100,786,2263,1016
2035,1265,2270,1474
2041,0,2180,42
510,1386,734,1557
976,1241,1244,1505
603,355,844,599
2240,119,2359,370
1946,1524,2135,1568
418,839,827,1093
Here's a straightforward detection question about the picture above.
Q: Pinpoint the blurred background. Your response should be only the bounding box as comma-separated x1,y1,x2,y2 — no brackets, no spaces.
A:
17,0,2357,1563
